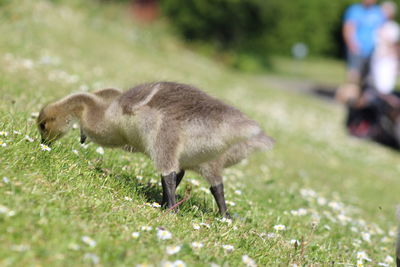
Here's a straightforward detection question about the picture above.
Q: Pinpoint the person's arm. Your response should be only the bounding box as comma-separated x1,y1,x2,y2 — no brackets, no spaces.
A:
343,21,358,54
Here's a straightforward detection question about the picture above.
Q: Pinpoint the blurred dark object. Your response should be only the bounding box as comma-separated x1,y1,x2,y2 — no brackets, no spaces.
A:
346,92,400,149
132,0,159,23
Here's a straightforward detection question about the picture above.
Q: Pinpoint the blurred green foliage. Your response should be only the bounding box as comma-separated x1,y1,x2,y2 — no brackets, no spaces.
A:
160,0,359,62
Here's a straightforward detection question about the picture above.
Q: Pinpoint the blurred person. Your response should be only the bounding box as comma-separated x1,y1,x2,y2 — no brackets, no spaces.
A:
343,0,385,85
371,1,400,95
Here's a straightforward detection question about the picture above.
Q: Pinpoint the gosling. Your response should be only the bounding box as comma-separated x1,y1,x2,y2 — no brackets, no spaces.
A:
37,82,274,217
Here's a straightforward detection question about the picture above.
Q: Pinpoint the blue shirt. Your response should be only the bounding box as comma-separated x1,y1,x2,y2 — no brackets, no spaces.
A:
344,4,386,57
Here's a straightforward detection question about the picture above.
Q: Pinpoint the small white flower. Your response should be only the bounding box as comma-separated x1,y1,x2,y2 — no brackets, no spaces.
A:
173,260,186,267
0,141,7,147
96,147,104,155
80,143,89,149
149,178,157,184
0,131,8,136
356,251,371,262
81,236,96,248
72,149,79,155
222,244,234,253
377,263,389,267
22,59,34,69
189,179,200,186
199,187,209,193
131,232,140,239
384,255,394,263
151,202,161,208
242,255,257,267
273,224,286,231
124,196,133,201
157,229,172,240
361,232,371,243
2,177,10,184
140,226,152,231
13,130,21,135
83,253,100,265
24,135,34,142
40,144,51,151
166,245,181,255
191,241,204,249
72,123,79,129
192,223,200,230
136,175,143,181
234,189,242,195
317,197,327,206
30,112,39,118
218,217,232,224
357,260,364,267
226,201,236,207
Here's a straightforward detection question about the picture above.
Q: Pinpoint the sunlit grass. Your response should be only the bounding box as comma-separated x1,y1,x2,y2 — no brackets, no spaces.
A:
0,0,399,266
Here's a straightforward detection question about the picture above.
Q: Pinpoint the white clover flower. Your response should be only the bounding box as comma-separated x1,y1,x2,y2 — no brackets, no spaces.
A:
72,149,79,155
81,236,96,248
83,253,100,265
189,179,200,186
384,255,394,263
166,245,181,255
199,187,209,193
0,131,9,136
192,223,200,230
242,255,257,267
24,135,34,142
222,244,234,253
30,112,39,118
226,201,236,207
131,232,140,239
124,196,133,201
173,260,186,267
0,205,15,216
290,208,307,216
361,232,371,243
40,144,51,151
96,147,104,155
273,224,286,231
200,222,210,228
13,130,21,135
157,229,172,240
218,217,232,224
210,263,220,267
266,233,277,239
377,263,389,267
234,189,242,195
140,226,152,231
191,241,204,249
2,177,10,184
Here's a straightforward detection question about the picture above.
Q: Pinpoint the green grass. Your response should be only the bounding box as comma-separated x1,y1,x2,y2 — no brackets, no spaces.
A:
0,1,399,266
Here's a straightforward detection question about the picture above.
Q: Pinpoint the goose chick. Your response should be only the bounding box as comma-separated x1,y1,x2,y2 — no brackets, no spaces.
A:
79,88,122,144
37,82,275,217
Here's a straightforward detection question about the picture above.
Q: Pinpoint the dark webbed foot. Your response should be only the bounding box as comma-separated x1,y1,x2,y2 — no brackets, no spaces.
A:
210,183,229,217
161,170,184,206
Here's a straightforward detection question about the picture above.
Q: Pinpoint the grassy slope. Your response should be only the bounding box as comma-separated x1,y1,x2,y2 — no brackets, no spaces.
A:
0,1,399,266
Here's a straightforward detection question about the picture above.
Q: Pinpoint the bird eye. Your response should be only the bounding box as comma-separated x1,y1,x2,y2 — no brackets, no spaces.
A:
39,122,46,131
